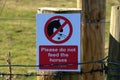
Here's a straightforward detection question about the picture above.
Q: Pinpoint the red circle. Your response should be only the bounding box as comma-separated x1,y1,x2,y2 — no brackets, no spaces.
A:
44,16,73,44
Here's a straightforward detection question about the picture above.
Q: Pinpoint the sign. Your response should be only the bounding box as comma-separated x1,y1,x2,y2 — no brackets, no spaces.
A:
36,14,81,72
40,45,78,69
44,16,73,44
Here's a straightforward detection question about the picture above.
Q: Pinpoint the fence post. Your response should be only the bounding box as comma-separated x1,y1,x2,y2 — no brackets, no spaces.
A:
82,0,106,80
107,6,120,80
77,0,82,8
7,52,12,80
37,7,81,80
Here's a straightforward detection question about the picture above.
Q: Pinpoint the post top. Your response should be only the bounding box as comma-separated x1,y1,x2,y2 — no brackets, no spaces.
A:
37,7,81,14
112,5,120,10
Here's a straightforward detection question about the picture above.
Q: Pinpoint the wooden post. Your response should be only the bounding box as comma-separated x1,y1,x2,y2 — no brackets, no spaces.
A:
77,0,82,8
37,7,81,80
7,52,12,80
82,0,106,80
107,6,120,80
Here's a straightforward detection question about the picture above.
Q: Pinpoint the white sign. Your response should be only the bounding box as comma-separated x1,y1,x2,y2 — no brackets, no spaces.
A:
36,14,81,72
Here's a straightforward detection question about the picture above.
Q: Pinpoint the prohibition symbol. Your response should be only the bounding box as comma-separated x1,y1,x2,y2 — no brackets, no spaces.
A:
44,16,73,44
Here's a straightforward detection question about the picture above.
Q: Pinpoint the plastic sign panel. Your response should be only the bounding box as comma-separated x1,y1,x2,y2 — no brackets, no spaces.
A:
36,14,81,72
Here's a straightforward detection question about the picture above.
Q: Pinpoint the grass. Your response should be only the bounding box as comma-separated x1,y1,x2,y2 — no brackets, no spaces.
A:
0,0,77,80
0,0,120,80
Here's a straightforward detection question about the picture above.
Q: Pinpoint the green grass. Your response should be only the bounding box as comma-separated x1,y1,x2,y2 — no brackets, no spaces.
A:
0,0,120,80
0,0,77,80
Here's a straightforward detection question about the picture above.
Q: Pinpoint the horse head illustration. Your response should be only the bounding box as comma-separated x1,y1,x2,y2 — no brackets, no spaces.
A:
47,19,63,36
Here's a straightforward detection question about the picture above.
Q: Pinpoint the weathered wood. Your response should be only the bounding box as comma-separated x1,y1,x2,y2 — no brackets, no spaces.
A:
7,52,12,80
37,7,81,14
37,7,81,80
77,0,82,8
82,0,106,80
107,6,120,80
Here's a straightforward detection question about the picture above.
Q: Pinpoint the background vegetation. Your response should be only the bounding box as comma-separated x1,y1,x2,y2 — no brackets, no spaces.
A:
0,0,120,80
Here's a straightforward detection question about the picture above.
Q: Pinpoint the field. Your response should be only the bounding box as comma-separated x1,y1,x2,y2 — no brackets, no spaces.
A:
0,0,119,80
